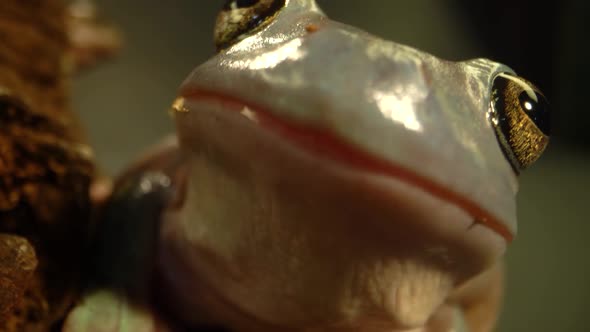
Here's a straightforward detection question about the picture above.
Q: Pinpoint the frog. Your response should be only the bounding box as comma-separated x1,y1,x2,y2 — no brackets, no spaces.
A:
63,0,550,331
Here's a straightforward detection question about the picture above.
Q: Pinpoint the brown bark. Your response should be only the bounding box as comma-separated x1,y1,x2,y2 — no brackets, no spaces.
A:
0,0,96,331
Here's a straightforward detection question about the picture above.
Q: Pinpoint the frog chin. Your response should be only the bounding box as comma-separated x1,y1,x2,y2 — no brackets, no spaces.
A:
159,98,506,330
158,154,492,330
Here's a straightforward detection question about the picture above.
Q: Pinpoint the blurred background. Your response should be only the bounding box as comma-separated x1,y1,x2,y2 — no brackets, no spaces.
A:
72,1,589,331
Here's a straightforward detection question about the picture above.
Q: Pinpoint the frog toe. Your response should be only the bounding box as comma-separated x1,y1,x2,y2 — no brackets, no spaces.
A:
62,290,174,332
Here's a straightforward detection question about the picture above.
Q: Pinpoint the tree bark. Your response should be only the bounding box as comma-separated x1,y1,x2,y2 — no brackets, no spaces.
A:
0,0,96,331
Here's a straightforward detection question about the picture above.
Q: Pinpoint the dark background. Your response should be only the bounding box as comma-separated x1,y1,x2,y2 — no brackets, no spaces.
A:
72,1,589,331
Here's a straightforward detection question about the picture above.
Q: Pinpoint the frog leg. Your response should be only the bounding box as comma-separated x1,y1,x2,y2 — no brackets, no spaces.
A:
62,290,176,332
63,140,185,332
416,262,503,332
448,262,505,332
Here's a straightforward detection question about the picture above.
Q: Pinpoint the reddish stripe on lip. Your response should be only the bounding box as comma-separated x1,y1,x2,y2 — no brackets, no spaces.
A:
180,89,513,242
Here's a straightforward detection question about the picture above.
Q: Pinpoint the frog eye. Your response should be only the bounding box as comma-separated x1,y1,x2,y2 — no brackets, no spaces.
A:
489,72,550,173
214,0,286,51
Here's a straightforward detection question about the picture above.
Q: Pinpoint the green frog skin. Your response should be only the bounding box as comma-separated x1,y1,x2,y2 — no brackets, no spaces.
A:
64,1,550,331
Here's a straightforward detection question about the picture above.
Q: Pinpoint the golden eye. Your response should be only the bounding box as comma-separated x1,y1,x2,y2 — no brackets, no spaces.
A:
214,0,286,51
489,73,550,173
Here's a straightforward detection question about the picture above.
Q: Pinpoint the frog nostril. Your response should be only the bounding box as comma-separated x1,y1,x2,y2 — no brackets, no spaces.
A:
305,24,321,33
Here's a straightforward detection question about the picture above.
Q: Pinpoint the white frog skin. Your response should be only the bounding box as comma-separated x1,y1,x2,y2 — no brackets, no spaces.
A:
156,0,550,330
161,0,533,331
65,1,549,331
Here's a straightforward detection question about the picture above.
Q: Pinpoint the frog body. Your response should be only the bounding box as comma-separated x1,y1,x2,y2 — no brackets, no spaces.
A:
66,1,549,331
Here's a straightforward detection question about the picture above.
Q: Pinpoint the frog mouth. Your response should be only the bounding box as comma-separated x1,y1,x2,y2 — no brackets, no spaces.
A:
178,89,513,243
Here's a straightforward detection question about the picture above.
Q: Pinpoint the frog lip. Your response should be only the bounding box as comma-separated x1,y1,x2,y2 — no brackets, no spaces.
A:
178,88,513,243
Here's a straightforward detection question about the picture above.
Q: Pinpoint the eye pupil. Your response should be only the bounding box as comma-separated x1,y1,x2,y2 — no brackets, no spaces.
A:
518,91,550,135
223,0,259,9
237,0,259,7
215,0,286,51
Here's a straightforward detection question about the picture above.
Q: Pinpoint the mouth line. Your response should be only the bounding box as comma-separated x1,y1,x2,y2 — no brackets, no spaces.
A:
178,88,513,242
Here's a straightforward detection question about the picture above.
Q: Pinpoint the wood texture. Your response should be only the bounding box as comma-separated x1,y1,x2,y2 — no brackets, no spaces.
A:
0,0,96,330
